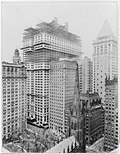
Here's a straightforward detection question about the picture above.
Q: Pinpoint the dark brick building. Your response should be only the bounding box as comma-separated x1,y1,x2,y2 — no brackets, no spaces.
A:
80,92,104,146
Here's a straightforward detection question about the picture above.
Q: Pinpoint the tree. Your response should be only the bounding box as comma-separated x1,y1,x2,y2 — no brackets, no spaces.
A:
2,136,6,144
21,144,24,153
21,139,26,152
71,121,73,129
74,122,77,130
26,143,30,152
34,142,39,152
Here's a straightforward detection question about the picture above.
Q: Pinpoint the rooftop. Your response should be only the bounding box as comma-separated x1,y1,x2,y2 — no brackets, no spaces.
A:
23,18,81,43
105,77,118,86
87,137,104,153
2,61,25,67
110,147,119,154
80,92,99,98
45,136,78,153
97,20,115,38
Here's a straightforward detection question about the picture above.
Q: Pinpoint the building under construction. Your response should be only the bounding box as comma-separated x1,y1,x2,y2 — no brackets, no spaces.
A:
21,18,82,129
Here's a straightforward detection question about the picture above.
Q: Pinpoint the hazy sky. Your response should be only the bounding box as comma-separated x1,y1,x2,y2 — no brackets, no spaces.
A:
2,1,117,62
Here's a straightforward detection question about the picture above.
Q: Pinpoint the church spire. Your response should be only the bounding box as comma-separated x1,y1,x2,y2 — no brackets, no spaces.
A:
97,20,115,38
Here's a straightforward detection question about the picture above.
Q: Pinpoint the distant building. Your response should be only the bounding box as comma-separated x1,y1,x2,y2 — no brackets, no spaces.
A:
93,20,118,104
21,18,82,128
104,77,118,152
80,92,104,146
49,59,77,133
2,60,27,139
79,57,93,93
13,48,21,64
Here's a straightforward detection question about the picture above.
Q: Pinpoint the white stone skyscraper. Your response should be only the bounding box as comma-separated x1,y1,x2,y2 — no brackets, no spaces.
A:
21,18,82,128
50,59,77,133
93,20,118,103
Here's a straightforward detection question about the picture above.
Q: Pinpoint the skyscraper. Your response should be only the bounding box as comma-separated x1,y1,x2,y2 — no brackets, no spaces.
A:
21,18,82,127
2,50,27,139
93,20,118,103
49,58,77,133
104,77,118,152
79,57,93,93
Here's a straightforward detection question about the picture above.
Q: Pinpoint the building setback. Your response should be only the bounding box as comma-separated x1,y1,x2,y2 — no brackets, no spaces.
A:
80,92,104,146
104,77,118,152
93,20,118,104
79,56,93,93
21,18,82,128
49,59,77,133
2,50,27,139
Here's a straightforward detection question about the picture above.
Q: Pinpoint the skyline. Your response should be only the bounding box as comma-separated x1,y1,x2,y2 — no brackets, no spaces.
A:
1,1,118,153
2,1,117,62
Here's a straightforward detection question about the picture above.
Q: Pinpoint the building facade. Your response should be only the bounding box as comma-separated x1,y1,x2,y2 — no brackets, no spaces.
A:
80,92,104,146
104,78,118,152
79,56,93,93
2,59,27,139
21,18,82,127
26,62,50,128
93,20,118,103
49,59,77,133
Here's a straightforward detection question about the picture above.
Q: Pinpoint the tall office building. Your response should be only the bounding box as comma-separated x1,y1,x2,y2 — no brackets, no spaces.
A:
2,51,27,139
79,57,93,93
104,77,118,152
49,59,77,133
21,18,82,127
93,20,118,103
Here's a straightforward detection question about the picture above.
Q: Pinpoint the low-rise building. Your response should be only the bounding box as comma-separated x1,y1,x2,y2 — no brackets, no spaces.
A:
80,92,104,146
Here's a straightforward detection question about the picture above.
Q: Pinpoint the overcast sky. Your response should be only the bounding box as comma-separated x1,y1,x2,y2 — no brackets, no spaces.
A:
2,1,117,62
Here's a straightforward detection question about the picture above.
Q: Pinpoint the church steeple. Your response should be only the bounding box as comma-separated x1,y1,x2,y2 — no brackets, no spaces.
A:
97,20,115,38
13,48,21,64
